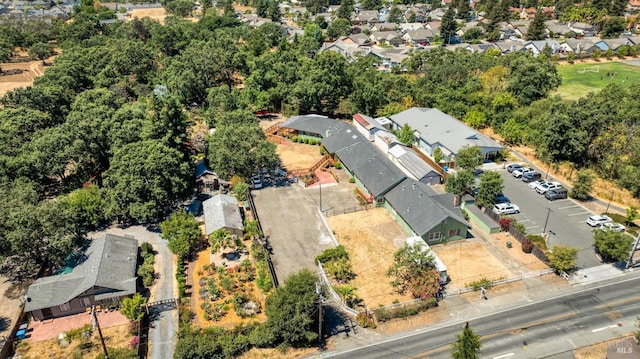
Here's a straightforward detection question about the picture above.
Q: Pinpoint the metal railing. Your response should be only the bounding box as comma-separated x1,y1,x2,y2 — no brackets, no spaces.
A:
247,191,279,288
317,261,358,317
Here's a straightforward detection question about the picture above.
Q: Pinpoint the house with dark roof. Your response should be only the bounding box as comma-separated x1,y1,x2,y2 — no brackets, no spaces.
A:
384,178,467,244
203,194,244,237
388,107,504,163
24,234,138,321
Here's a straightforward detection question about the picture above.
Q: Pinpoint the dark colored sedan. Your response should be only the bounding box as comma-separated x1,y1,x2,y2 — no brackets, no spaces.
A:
506,163,523,173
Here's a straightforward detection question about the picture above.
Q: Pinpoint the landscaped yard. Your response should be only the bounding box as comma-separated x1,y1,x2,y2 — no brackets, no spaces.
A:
554,61,640,100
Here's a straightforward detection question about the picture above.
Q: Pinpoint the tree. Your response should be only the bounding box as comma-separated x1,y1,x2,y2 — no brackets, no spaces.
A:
594,229,633,262
233,181,250,202
626,206,639,226
434,147,443,163
526,9,547,40
445,169,474,204
103,140,193,221
61,184,105,227
209,228,233,252
600,17,625,38
337,0,354,19
28,42,55,64
440,7,457,44
396,124,415,146
463,109,488,129
326,18,352,39
387,243,441,300
243,219,262,240
451,322,482,359
476,171,504,209
264,269,319,347
161,210,201,259
455,146,483,170
388,6,403,24
570,169,593,200
456,0,471,20
504,53,561,106
120,293,147,322
547,245,578,272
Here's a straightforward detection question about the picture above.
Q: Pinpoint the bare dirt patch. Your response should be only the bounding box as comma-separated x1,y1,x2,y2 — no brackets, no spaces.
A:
327,208,413,308
573,335,634,359
128,8,170,24
239,347,317,359
0,58,52,97
277,143,324,170
0,278,30,339
14,323,132,358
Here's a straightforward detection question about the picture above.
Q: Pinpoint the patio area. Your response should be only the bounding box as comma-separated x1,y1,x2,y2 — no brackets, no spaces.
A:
24,310,129,342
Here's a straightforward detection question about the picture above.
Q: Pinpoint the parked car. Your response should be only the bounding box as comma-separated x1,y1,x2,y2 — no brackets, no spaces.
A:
600,222,625,232
536,181,562,194
473,168,484,177
494,194,510,204
545,188,568,201
528,179,546,190
522,172,542,183
251,176,263,189
586,215,612,227
493,203,521,215
512,167,534,178
507,163,523,173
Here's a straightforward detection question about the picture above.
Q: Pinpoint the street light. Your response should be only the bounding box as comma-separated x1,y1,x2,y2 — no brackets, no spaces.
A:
543,207,552,235
605,190,614,214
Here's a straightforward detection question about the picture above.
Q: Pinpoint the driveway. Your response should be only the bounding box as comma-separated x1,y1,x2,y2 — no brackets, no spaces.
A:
97,225,177,359
498,170,601,268
251,180,361,283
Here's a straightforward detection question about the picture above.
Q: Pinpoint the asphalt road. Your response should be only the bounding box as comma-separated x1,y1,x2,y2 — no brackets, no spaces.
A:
323,272,640,359
499,169,602,269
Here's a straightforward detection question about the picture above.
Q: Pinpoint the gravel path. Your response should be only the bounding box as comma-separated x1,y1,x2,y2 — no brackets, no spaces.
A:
100,225,177,359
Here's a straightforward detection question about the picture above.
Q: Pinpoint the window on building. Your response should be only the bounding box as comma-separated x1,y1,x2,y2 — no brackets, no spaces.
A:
448,229,460,237
59,303,71,312
428,232,441,240
80,298,91,307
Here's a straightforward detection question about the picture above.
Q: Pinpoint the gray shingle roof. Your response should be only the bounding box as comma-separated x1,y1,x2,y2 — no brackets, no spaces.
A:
384,178,467,236
281,114,346,138
336,140,406,197
203,194,243,235
24,234,138,312
389,144,440,180
389,107,503,155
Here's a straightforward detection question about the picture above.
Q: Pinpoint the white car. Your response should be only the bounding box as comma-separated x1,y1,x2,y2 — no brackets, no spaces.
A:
536,181,562,194
512,167,534,178
493,203,521,215
586,215,612,227
528,179,546,190
600,222,625,232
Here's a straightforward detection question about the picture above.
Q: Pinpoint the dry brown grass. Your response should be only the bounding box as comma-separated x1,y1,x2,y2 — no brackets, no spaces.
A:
327,208,413,308
239,346,317,359
277,142,324,171
573,336,635,359
128,8,170,24
0,58,52,97
14,324,132,359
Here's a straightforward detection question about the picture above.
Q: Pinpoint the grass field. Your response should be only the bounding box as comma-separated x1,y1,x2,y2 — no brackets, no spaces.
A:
554,61,640,100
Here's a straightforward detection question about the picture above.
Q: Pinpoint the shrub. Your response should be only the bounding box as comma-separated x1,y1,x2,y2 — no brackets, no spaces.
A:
373,299,437,322
356,311,377,329
499,217,511,232
528,234,547,251
65,324,93,342
349,177,355,183
315,245,349,263
466,278,493,291
334,161,342,169
320,147,326,155
141,242,153,254
521,238,534,253
291,136,299,143
219,275,235,292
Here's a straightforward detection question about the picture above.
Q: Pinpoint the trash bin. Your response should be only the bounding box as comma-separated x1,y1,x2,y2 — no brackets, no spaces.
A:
506,241,512,248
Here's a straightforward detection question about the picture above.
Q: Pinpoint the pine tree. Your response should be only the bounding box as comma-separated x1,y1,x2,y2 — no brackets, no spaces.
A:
337,0,354,19
526,9,547,40
456,0,471,20
451,322,482,359
440,7,457,44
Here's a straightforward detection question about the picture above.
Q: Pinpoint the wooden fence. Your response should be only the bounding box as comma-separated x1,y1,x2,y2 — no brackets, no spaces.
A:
323,204,373,217
485,209,549,263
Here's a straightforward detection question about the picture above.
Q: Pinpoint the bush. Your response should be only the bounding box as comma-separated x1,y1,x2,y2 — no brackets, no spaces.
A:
373,299,437,322
521,238,534,253
334,161,342,169
349,177,355,183
291,136,299,143
141,242,153,255
315,245,349,263
528,234,547,251
356,311,376,329
499,217,512,232
466,278,493,291
320,146,326,155
65,324,93,342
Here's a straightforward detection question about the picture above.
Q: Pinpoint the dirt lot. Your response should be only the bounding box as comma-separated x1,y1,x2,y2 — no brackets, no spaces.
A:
327,208,414,308
277,142,324,170
0,59,50,97
0,278,30,340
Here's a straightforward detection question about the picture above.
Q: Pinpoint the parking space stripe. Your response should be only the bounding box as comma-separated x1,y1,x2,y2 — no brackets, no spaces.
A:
568,211,591,217
558,205,580,210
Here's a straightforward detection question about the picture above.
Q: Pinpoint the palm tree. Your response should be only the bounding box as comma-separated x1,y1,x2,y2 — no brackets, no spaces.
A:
209,229,233,253
451,322,482,359
243,219,262,240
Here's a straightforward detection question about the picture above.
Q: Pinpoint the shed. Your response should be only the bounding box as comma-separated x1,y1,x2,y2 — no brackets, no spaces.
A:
203,194,244,237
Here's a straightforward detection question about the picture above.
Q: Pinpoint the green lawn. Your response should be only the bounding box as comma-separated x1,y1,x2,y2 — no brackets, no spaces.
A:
553,61,640,100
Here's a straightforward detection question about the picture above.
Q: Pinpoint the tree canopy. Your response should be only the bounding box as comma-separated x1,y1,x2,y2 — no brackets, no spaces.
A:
161,210,201,258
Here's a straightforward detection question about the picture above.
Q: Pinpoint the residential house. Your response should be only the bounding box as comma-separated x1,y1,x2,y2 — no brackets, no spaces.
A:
373,130,400,154
629,0,640,11
371,22,398,32
373,47,411,68
545,20,573,37
559,37,596,56
369,31,405,46
465,43,499,53
388,144,442,185
321,37,372,60
24,234,138,321
388,107,504,162
429,9,445,21
352,10,379,25
203,194,244,237
519,7,537,19
494,40,525,54
523,39,561,56
568,22,595,36
399,22,427,31
352,113,390,141
600,37,634,52
384,178,468,243
346,33,374,46
510,20,531,38
402,28,435,45
425,21,441,32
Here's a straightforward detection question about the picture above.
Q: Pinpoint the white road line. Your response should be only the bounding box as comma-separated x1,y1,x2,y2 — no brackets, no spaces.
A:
592,324,618,333
558,205,580,210
568,211,591,217
517,219,531,223
526,225,540,230
493,353,515,359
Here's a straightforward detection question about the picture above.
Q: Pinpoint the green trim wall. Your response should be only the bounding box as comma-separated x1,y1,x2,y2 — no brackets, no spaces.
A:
384,200,468,244
461,201,500,234
384,200,414,235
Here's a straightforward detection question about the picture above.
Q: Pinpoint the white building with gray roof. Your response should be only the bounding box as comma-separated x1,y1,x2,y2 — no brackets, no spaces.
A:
203,194,244,237
389,107,503,162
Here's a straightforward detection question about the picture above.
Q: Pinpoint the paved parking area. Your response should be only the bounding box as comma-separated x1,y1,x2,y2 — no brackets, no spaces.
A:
251,179,361,282
498,169,601,269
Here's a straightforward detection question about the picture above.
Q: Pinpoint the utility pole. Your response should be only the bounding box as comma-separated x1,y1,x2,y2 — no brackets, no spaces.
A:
543,208,552,235
605,190,614,214
92,306,109,359
316,281,323,348
626,233,640,269
319,182,322,212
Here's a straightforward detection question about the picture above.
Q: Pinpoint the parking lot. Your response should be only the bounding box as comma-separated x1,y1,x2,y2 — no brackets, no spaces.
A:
251,179,361,283
498,169,602,269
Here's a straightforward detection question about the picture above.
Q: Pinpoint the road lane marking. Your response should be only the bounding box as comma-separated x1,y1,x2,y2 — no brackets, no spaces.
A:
592,324,618,332
568,211,591,216
518,219,531,223
493,353,515,359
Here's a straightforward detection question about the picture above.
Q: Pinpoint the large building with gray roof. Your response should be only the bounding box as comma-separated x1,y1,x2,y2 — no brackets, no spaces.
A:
389,107,503,163
25,234,138,321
